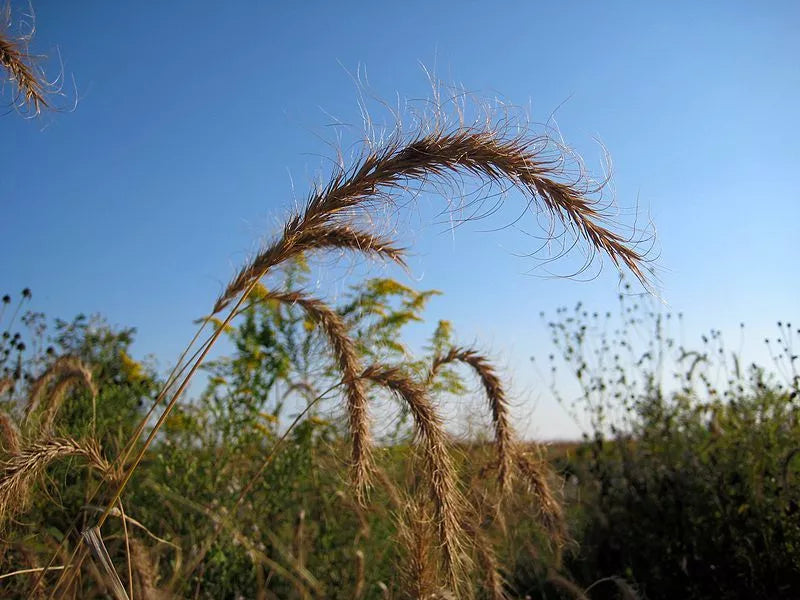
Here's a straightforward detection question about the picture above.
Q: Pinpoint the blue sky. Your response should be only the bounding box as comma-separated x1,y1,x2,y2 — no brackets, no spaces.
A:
3,1,798,438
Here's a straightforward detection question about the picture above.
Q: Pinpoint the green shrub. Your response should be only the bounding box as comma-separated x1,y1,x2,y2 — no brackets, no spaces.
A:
533,290,800,599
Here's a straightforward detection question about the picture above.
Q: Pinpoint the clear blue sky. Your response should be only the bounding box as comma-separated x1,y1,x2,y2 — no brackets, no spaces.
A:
3,1,798,438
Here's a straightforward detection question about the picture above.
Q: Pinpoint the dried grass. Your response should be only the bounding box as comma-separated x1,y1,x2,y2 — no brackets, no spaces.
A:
92,96,648,542
60,95,651,597
0,437,112,528
461,518,508,600
430,346,566,561
129,538,162,600
353,549,365,600
25,356,95,419
214,225,407,315
214,118,649,320
82,526,129,600
39,367,97,433
0,410,20,455
395,499,440,600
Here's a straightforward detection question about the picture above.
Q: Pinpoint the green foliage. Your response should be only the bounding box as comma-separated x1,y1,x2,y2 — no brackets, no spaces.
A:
5,278,800,599
530,289,800,600
0,292,162,599
124,271,467,597
200,263,455,443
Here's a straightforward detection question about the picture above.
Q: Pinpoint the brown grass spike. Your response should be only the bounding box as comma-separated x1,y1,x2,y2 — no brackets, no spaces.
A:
39,365,97,434
362,364,468,593
214,225,406,315
516,451,566,546
263,289,373,502
430,346,515,495
25,356,93,418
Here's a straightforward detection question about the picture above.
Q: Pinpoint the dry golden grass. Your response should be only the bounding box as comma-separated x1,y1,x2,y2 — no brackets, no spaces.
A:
516,451,566,545
128,538,162,600
214,225,407,315
353,549,365,600
39,368,97,434
25,356,95,420
461,517,508,600
102,104,649,519
430,346,566,553
0,377,13,397
395,498,440,600
214,122,648,315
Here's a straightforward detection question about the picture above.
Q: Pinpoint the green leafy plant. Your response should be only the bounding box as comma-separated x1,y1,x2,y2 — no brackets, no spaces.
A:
532,290,800,600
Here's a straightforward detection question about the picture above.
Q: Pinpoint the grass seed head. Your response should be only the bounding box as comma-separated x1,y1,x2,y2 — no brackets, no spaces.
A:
362,364,469,593
0,437,112,529
431,347,515,495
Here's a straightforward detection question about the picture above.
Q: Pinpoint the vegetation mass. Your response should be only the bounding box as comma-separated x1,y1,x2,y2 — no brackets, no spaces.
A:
3,12,799,599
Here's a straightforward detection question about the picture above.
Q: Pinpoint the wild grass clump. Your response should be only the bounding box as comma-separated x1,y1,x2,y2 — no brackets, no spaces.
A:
1,89,653,597
201,99,650,504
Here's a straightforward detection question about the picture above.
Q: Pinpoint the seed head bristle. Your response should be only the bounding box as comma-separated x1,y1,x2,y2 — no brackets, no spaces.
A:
25,356,92,418
39,365,97,433
395,498,440,600
214,224,407,314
